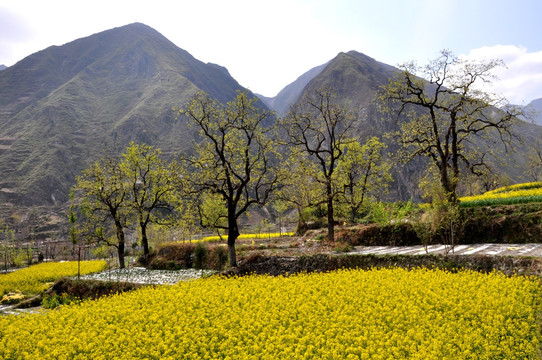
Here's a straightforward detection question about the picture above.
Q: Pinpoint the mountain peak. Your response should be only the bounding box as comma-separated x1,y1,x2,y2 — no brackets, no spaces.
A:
121,21,152,29
259,50,395,117
303,49,397,103
0,23,254,206
98,22,167,42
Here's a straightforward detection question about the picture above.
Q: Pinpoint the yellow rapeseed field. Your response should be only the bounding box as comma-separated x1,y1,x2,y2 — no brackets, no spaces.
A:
484,182,542,195
459,181,542,207
199,232,295,242
0,267,540,359
0,261,107,295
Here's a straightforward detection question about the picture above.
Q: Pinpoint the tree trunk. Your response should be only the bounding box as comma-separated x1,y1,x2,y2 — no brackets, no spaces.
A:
117,241,125,269
140,219,149,255
227,239,237,267
295,205,306,235
227,226,240,267
77,247,81,280
327,182,335,242
227,207,240,267
439,166,455,203
115,224,126,269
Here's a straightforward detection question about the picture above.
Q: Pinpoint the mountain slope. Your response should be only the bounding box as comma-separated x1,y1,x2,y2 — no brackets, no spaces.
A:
0,23,259,207
526,97,542,125
301,51,398,134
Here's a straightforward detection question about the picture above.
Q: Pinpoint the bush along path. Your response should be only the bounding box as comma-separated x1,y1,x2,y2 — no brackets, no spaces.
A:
232,251,542,277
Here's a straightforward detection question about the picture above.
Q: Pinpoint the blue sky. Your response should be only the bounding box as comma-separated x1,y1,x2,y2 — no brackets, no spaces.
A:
1,0,541,103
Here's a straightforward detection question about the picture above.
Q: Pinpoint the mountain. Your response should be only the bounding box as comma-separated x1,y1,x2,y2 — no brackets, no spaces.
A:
283,51,418,199
1,23,540,240
257,62,328,117
264,51,399,135
260,51,396,119
0,65,6,71
525,97,542,125
299,51,399,134
283,50,542,200
0,23,260,208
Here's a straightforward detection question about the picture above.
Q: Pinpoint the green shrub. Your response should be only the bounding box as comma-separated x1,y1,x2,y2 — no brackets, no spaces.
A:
208,246,228,271
314,233,326,241
332,242,354,253
42,293,79,309
393,200,415,219
193,243,208,270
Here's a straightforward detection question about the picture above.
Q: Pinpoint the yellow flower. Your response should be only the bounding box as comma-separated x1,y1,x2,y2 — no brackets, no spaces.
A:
0,268,539,359
0,261,107,296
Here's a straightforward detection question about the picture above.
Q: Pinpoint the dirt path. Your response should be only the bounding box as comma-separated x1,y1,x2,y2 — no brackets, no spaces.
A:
345,243,542,257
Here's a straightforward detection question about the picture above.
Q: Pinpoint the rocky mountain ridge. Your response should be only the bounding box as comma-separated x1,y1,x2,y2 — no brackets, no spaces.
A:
0,23,257,208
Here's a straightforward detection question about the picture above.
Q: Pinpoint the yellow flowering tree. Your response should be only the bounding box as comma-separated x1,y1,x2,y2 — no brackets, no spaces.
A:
336,137,392,223
75,155,130,268
179,91,280,267
379,50,523,204
121,142,181,256
275,151,323,232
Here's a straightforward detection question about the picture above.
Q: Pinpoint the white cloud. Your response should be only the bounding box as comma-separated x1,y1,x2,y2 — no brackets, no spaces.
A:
461,45,542,105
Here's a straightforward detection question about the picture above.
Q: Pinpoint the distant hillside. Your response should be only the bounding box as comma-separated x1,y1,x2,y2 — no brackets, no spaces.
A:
0,23,261,207
0,65,6,71
257,62,328,117
525,97,542,125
